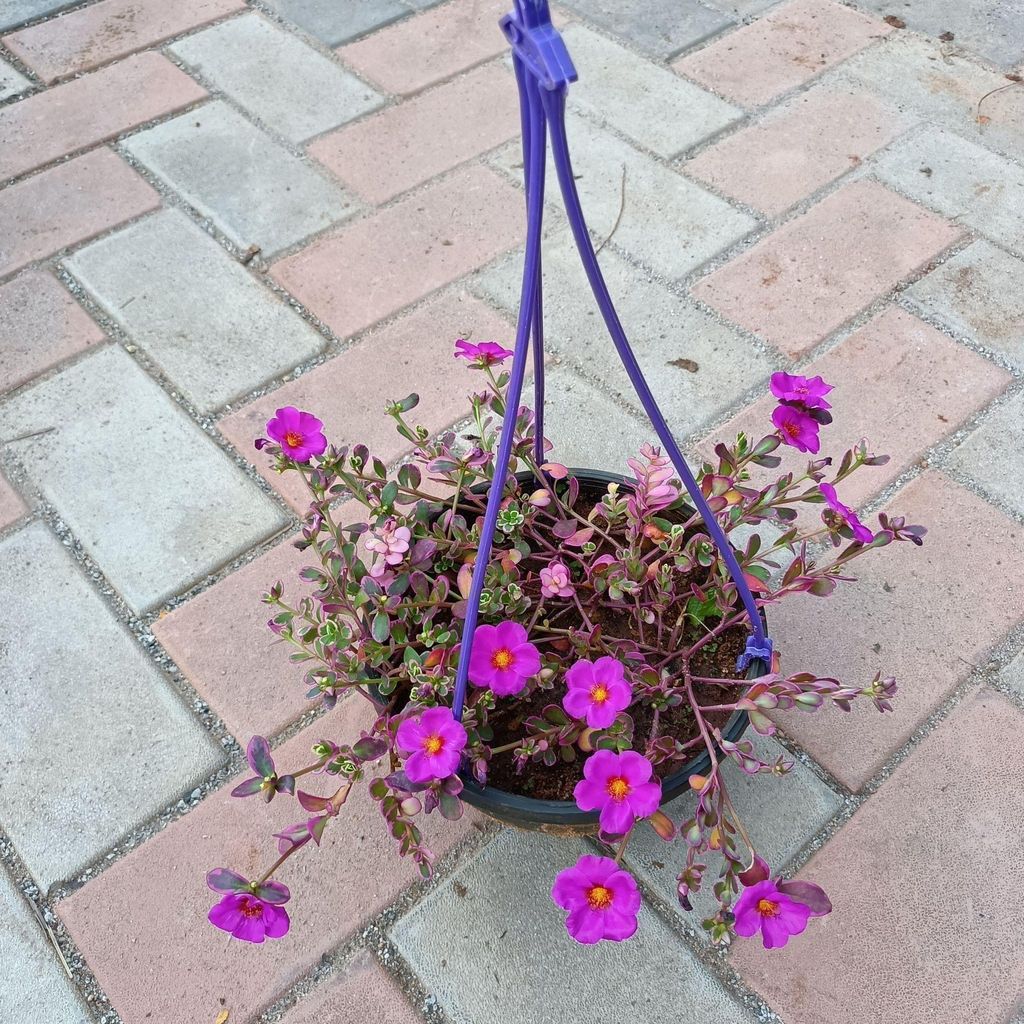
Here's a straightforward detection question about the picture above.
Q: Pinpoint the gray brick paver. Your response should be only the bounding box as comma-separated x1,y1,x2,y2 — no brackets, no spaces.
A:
0,522,224,888
260,0,410,45
0,0,76,30
66,208,325,414
0,346,288,612
169,13,384,144
391,830,753,1024
0,55,31,100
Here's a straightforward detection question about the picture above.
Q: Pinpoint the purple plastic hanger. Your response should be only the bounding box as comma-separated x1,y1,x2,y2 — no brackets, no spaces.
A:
451,0,772,720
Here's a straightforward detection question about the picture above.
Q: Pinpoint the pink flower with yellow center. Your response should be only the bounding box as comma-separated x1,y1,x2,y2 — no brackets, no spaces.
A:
265,406,328,462
772,404,821,454
395,706,467,783
539,559,574,599
551,854,641,944
733,879,814,949
453,339,514,366
467,620,541,697
562,657,632,729
769,371,833,410
573,749,661,837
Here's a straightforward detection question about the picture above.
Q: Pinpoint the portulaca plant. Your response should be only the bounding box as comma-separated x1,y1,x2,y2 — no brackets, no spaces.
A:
206,341,923,948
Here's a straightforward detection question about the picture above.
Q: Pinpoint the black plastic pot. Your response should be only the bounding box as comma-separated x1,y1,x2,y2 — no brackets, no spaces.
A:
370,468,767,835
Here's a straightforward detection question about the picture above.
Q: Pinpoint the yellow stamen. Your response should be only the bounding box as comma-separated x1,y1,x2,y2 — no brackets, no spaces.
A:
284,430,304,449
757,898,780,918
240,899,264,919
606,776,630,801
587,885,614,910
590,684,609,704
491,648,513,670
423,735,444,755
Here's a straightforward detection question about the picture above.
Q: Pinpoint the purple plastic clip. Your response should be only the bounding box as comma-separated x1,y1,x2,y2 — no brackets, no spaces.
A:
451,0,772,721
736,634,774,673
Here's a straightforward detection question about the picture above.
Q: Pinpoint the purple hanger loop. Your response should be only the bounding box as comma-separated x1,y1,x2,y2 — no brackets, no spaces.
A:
450,1,771,721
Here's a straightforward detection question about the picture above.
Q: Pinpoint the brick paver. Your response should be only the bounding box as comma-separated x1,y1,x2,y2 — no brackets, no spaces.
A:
706,307,1010,516
493,112,757,280
902,240,1024,368
0,51,206,180
474,230,772,436
169,12,384,144
283,951,420,1024
66,208,324,414
0,522,224,888
309,61,519,205
685,84,907,216
263,0,409,46
945,393,1024,517
220,289,515,511
0,346,287,612
0,55,31,99
59,696,482,1024
0,148,160,279
674,0,890,108
271,163,522,338
2,0,244,83
692,179,963,356
873,126,1024,254
0,268,104,393
0,469,27,531
337,0,508,96
625,734,842,934
732,687,1024,1024
561,23,742,159
392,829,751,1022
0,867,89,1022
771,471,1024,791
559,0,731,59
125,101,356,257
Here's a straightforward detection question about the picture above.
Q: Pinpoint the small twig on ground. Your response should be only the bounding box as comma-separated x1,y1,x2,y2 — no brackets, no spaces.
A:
595,164,627,255
29,901,73,979
976,74,1023,123
1,426,56,445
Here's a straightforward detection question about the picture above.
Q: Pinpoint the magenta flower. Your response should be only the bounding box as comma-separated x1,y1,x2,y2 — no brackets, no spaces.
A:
540,560,575,599
467,620,542,696
265,406,328,462
563,657,632,729
819,482,873,544
733,879,813,949
454,339,514,366
573,749,661,837
206,869,291,944
396,706,468,783
770,372,833,410
365,517,411,578
772,404,821,454
551,854,641,944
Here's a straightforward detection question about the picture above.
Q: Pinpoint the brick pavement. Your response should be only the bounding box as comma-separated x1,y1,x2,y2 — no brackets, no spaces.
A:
1,0,1023,1021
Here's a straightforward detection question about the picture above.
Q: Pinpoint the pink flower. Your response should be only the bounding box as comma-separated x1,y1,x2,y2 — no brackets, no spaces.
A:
551,854,641,944
467,620,542,696
265,406,328,462
365,518,411,578
819,482,873,544
396,706,468,783
454,339,514,366
772,404,821,454
539,560,574,599
563,657,632,729
208,892,290,942
573,749,661,837
770,372,833,410
733,880,813,949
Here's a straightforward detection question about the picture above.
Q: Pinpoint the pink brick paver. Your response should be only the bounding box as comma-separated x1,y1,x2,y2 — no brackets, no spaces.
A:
0,470,27,531
674,0,891,108
703,307,1010,517
153,535,310,740
0,269,104,393
0,149,160,279
270,163,522,339
770,471,1024,792
0,51,206,180
337,0,510,96
283,951,420,1024
691,180,963,356
685,86,908,216
219,290,517,512
58,697,483,1024
733,687,1024,1024
309,61,519,205
2,0,244,84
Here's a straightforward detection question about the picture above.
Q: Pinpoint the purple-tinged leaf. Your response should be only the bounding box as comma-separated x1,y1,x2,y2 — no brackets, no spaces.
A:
352,735,388,761
308,815,330,845
738,855,770,886
777,879,832,916
207,868,251,894
437,790,464,821
254,879,291,905
246,736,275,778
274,823,311,854
230,776,265,798
298,790,330,813
277,774,295,795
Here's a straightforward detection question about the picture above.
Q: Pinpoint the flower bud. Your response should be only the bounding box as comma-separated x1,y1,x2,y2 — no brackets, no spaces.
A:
648,810,676,841
688,773,709,792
